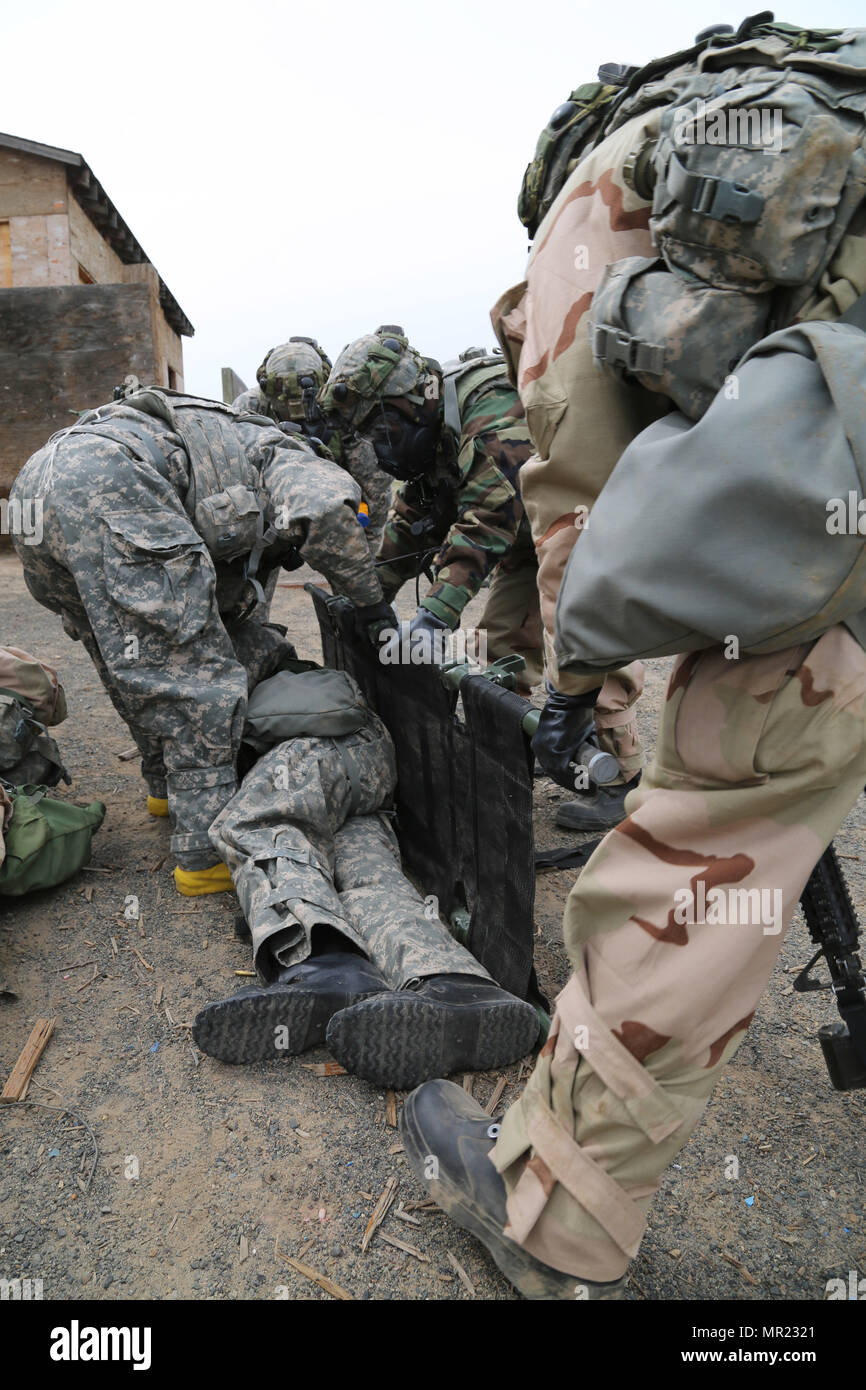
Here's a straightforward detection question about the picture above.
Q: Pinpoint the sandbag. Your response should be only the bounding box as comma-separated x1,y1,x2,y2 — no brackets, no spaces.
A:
555,317,866,673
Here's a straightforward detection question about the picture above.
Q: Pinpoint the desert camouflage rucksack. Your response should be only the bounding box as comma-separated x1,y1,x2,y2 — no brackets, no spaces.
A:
0,647,69,788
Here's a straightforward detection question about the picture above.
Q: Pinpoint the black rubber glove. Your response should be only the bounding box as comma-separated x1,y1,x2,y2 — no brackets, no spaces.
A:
353,599,399,646
409,607,451,636
531,681,602,791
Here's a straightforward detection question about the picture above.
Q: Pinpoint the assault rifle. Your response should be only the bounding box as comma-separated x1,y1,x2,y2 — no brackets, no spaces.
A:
795,842,866,1090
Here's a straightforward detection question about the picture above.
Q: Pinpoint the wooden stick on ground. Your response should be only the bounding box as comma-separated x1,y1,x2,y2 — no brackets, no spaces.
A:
278,1252,353,1301
446,1250,476,1297
1,1018,55,1102
385,1090,397,1127
484,1076,507,1115
361,1176,398,1252
379,1232,429,1262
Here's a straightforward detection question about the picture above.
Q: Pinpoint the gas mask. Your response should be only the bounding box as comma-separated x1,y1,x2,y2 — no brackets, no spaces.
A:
367,403,438,480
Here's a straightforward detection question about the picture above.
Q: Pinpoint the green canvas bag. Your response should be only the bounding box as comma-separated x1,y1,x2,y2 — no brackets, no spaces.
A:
243,668,370,752
0,785,106,896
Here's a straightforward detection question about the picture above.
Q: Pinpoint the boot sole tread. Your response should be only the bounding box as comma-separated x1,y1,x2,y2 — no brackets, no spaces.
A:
192,988,333,1064
326,994,538,1091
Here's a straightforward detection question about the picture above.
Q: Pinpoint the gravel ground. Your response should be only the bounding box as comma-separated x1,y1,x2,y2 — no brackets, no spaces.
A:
0,553,863,1302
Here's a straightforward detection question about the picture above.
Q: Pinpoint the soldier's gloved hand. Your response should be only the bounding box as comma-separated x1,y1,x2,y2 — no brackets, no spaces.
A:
378,608,452,666
353,599,399,646
406,607,451,664
531,681,601,791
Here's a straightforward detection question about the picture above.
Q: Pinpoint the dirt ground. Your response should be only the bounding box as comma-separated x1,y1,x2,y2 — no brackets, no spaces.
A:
0,551,864,1303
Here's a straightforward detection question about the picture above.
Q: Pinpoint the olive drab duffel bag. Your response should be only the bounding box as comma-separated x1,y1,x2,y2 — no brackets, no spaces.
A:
0,784,106,897
555,304,866,674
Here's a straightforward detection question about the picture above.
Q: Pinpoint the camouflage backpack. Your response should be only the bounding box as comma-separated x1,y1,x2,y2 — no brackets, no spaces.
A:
516,21,744,237
519,16,866,276
0,647,69,788
520,19,866,421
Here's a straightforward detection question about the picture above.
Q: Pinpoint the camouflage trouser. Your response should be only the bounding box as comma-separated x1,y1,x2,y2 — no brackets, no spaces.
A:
13,434,293,870
491,626,866,1281
477,518,544,694
209,714,491,987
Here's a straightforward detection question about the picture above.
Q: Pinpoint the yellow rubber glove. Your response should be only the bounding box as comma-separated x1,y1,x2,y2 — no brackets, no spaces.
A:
174,862,235,897
147,796,170,817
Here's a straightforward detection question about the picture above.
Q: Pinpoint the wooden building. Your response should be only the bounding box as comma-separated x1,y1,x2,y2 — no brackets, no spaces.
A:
0,130,194,507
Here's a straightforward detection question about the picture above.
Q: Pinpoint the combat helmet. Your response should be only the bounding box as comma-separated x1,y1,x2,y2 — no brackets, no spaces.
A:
255,337,333,425
319,325,440,433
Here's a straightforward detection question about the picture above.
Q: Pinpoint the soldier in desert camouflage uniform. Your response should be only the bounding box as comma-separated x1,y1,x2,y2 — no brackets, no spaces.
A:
11,388,391,896
320,328,543,693
492,104,666,828
401,20,866,1298
234,338,393,556
192,685,539,1086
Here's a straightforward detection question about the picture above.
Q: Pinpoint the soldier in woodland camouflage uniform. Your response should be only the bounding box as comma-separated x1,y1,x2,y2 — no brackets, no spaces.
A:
402,21,866,1298
11,389,391,896
320,328,543,693
233,338,393,556
193,690,539,1086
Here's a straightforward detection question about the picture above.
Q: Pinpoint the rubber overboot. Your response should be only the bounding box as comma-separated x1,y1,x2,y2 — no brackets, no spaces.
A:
554,774,640,832
174,862,235,896
147,796,170,817
192,951,391,1064
325,973,539,1089
400,1078,629,1300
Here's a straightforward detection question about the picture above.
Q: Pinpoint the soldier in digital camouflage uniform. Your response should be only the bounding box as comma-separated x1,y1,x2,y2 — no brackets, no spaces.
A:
192,685,539,1086
234,338,393,557
401,20,866,1298
320,327,543,693
10,388,392,896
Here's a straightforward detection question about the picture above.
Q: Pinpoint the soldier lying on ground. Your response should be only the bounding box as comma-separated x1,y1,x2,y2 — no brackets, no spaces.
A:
191,669,539,1087
10,387,393,898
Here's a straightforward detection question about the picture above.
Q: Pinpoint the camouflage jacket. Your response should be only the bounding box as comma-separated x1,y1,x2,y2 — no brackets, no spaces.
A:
377,367,532,626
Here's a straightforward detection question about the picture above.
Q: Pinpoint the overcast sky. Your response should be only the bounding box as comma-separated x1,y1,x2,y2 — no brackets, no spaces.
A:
3,1,865,396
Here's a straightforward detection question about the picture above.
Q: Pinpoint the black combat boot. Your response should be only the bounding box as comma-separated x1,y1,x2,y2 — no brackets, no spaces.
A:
554,773,641,832
192,951,390,1065
400,1079,629,1300
325,974,539,1089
